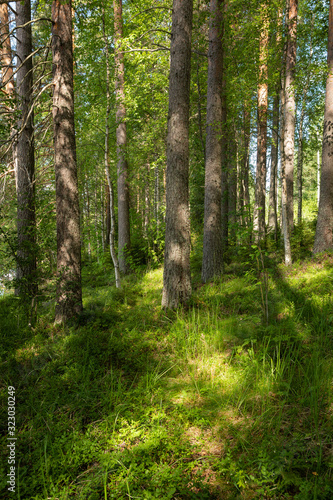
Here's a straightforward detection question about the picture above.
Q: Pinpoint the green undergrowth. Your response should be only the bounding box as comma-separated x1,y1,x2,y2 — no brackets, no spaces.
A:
1,254,333,499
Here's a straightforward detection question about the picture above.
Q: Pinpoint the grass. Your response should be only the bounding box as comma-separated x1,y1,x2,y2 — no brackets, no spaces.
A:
0,252,333,499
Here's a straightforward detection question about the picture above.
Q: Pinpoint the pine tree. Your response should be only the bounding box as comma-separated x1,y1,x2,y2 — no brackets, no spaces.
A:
52,0,82,323
314,0,333,253
202,0,223,282
162,0,193,309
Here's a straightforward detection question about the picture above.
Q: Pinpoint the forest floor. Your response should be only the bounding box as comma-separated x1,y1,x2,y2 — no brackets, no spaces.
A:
0,247,333,499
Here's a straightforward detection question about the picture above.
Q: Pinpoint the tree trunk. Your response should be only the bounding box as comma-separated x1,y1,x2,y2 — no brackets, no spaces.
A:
254,2,268,243
228,132,237,245
240,104,251,228
297,112,303,225
113,0,131,274
0,3,17,190
16,0,37,307
268,92,279,238
297,31,313,226
52,0,82,323
202,0,223,282
105,180,111,247
221,26,228,254
314,0,333,253
0,3,15,101
144,162,150,237
162,0,193,309
103,7,120,287
284,0,298,234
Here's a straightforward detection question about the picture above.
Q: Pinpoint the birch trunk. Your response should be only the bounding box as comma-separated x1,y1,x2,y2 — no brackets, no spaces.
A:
102,8,120,287
113,0,131,274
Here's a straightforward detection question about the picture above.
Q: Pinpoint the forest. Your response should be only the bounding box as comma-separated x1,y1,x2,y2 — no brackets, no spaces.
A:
0,0,333,498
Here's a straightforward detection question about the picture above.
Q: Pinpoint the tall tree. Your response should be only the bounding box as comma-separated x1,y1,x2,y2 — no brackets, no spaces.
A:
202,0,223,282
283,0,298,233
314,0,333,253
0,2,16,184
52,0,82,323
113,0,131,274
280,20,292,265
162,0,193,309
102,6,120,288
15,0,37,305
268,92,279,239
254,1,268,242
0,3,15,104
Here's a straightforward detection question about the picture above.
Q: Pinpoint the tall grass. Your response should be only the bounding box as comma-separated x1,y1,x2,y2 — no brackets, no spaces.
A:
0,256,333,499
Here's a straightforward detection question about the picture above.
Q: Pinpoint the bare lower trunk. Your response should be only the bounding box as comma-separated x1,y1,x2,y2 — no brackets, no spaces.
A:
52,0,82,323
202,0,223,282
240,104,251,228
284,0,298,234
314,0,333,253
297,119,303,225
103,7,120,288
268,92,279,238
254,3,268,243
105,180,111,247
162,0,193,309
228,134,237,245
16,0,37,305
221,63,228,254
114,0,131,274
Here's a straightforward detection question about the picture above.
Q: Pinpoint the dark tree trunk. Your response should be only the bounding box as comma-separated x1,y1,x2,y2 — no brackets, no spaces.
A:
113,0,131,274
16,0,37,305
162,0,193,309
202,0,223,282
221,32,228,254
52,0,82,323
254,3,268,243
314,0,333,253
284,0,298,234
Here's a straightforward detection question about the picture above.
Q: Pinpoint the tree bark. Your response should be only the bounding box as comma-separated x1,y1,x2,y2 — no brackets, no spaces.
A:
239,104,251,228
113,0,131,274
162,0,193,309
52,0,82,323
221,20,228,254
228,132,237,245
0,3,17,189
105,180,111,247
202,0,223,282
0,4,15,97
284,0,298,234
254,2,268,243
268,92,279,238
314,0,333,253
15,0,37,305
